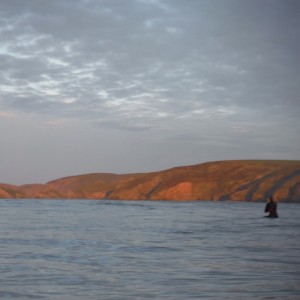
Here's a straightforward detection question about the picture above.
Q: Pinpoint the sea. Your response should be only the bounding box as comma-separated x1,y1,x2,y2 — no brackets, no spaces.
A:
0,199,299,300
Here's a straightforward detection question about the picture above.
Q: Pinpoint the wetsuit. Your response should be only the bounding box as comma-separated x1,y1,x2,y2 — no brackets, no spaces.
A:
265,201,278,218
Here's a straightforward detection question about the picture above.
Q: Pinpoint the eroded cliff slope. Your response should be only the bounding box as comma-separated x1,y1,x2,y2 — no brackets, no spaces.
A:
1,160,299,202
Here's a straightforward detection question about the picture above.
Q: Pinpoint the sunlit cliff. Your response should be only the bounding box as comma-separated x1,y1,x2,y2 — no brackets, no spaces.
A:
1,160,299,202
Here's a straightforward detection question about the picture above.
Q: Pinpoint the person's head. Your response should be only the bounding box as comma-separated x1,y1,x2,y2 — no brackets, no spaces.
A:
269,196,274,202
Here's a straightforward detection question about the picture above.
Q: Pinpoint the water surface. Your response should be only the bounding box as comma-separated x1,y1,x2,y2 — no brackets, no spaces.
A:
0,200,299,299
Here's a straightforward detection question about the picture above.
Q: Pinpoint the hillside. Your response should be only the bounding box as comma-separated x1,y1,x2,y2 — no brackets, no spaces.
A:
1,160,300,202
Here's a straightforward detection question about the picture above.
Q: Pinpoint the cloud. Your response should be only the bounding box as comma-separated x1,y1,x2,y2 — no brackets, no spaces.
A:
1,0,299,127
0,111,16,118
0,0,299,184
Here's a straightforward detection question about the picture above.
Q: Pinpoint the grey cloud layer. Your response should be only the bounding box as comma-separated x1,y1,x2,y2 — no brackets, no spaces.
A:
1,0,300,185
0,0,299,130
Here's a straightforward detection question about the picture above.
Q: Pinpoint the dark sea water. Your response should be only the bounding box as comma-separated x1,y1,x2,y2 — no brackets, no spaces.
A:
0,200,299,300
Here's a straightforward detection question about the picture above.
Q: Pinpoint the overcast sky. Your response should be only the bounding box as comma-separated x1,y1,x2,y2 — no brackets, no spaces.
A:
0,0,299,184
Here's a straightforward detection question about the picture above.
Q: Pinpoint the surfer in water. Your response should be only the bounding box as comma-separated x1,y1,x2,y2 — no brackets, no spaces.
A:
264,196,279,218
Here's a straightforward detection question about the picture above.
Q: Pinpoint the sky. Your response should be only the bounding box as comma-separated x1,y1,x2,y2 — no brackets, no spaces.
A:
0,0,300,185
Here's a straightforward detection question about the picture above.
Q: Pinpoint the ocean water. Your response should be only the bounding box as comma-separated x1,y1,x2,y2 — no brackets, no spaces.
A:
0,200,299,300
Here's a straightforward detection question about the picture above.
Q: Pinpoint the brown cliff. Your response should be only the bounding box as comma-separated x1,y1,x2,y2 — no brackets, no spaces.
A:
0,160,299,202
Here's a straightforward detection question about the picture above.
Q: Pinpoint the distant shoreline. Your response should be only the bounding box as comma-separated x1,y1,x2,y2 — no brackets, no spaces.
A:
1,160,300,202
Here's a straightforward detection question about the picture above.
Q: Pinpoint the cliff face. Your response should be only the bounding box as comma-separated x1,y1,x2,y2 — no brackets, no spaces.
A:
1,160,300,202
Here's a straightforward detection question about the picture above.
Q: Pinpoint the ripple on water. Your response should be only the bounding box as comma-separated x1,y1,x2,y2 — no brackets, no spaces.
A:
0,200,299,299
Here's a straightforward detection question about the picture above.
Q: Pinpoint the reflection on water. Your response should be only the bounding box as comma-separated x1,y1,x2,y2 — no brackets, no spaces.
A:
0,200,299,299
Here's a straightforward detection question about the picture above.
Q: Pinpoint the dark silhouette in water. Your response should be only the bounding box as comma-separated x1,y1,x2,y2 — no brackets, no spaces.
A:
264,196,279,218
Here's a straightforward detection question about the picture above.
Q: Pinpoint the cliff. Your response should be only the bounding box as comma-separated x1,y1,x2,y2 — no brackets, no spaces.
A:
1,160,300,202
